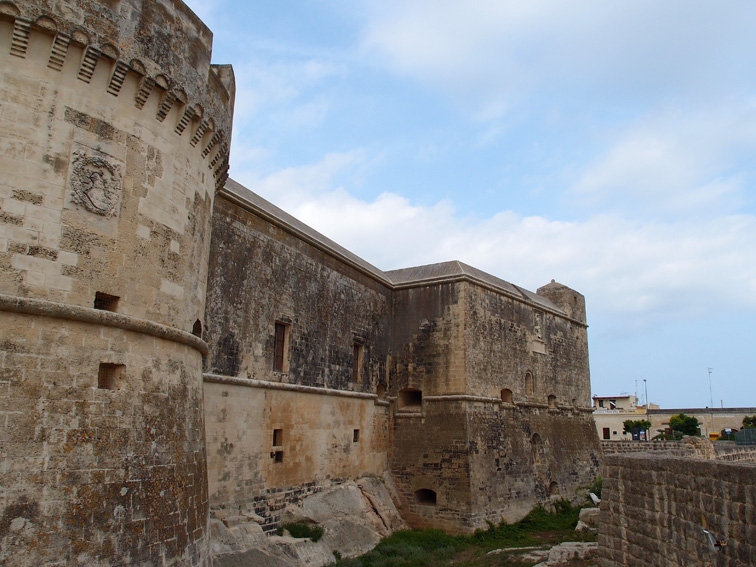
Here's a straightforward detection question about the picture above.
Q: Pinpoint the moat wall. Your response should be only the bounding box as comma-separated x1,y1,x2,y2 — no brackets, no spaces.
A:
599,453,756,567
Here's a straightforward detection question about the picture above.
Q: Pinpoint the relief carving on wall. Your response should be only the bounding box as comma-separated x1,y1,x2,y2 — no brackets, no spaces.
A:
69,150,123,216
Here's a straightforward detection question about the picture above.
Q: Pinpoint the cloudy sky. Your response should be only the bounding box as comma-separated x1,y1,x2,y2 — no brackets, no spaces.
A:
185,0,756,410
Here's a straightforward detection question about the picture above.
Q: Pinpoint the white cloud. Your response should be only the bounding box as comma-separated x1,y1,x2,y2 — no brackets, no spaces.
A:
230,153,756,336
572,104,756,215
359,1,756,114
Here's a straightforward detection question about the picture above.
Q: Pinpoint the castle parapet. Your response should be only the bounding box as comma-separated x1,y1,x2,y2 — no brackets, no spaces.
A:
0,0,233,190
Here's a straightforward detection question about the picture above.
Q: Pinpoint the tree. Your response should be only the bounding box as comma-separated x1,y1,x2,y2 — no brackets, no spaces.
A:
622,419,651,440
743,415,756,428
669,413,700,436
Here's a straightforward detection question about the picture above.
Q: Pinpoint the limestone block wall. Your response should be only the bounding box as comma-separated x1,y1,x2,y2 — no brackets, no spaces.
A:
0,1,233,565
390,401,473,533
465,282,591,407
203,182,392,529
203,378,390,533
205,183,391,392
0,312,208,566
599,453,756,567
390,282,467,396
388,277,600,533
468,405,601,526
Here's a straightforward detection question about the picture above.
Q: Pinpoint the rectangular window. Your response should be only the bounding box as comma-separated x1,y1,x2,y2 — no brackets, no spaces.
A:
598,400,604,408
602,427,611,440
273,321,290,372
353,341,364,383
94,292,119,312
273,429,283,447
98,363,124,390
274,451,283,463
353,429,360,442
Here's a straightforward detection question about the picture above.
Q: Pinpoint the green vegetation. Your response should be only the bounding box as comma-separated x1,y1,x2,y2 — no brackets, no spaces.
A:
333,500,594,567
585,476,602,500
743,415,756,428
669,413,700,436
622,419,651,437
277,522,324,542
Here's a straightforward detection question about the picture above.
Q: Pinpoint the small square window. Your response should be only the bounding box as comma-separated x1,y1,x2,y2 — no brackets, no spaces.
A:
94,292,119,312
274,451,283,463
353,429,360,442
273,429,283,447
98,363,124,390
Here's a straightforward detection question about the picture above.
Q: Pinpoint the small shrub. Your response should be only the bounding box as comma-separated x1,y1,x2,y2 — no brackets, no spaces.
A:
586,476,602,499
277,522,324,542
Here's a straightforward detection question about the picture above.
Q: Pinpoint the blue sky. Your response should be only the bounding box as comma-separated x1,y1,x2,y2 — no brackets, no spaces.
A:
185,0,756,409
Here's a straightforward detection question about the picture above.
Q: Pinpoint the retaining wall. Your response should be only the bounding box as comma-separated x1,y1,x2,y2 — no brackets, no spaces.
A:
599,453,756,567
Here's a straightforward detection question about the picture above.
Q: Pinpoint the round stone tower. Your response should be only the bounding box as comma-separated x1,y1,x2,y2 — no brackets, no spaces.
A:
0,1,233,565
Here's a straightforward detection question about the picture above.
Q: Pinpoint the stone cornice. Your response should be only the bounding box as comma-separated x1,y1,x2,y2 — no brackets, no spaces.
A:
0,293,208,355
203,373,380,401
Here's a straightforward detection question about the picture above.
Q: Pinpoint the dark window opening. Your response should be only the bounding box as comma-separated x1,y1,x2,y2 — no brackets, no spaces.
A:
353,429,360,442
376,384,386,399
192,319,202,337
414,489,437,505
98,363,124,390
531,433,544,464
598,400,604,408
398,388,422,410
525,372,534,396
274,451,283,463
548,394,557,408
94,292,119,312
501,389,513,403
353,341,364,383
603,427,611,440
273,429,283,447
273,322,290,372
549,481,560,496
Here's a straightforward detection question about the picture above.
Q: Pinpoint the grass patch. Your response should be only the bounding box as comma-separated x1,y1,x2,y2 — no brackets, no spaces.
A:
333,500,593,567
277,521,324,542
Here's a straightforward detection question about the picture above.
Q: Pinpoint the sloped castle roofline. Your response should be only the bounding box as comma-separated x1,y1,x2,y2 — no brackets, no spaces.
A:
221,179,582,324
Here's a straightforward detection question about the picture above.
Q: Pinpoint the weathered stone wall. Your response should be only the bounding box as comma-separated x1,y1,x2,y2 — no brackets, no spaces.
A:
468,405,600,526
0,1,233,564
203,183,392,529
0,312,208,566
388,278,600,533
204,378,390,533
599,453,756,567
600,439,715,457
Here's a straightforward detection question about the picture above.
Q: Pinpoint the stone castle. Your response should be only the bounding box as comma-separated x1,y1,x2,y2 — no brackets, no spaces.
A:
0,1,601,565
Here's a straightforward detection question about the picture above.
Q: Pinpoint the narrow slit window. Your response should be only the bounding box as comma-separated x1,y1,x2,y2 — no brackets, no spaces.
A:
353,341,364,383
192,319,202,337
94,292,119,312
353,429,360,442
273,429,283,447
273,322,290,372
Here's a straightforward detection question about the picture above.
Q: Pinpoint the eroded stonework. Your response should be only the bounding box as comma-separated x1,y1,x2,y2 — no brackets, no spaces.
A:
68,149,124,216
1,1,600,564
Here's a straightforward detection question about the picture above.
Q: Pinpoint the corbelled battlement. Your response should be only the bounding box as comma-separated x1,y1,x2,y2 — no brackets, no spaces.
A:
0,0,233,189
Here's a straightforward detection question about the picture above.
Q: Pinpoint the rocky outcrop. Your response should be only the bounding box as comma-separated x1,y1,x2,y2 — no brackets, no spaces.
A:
209,476,407,567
